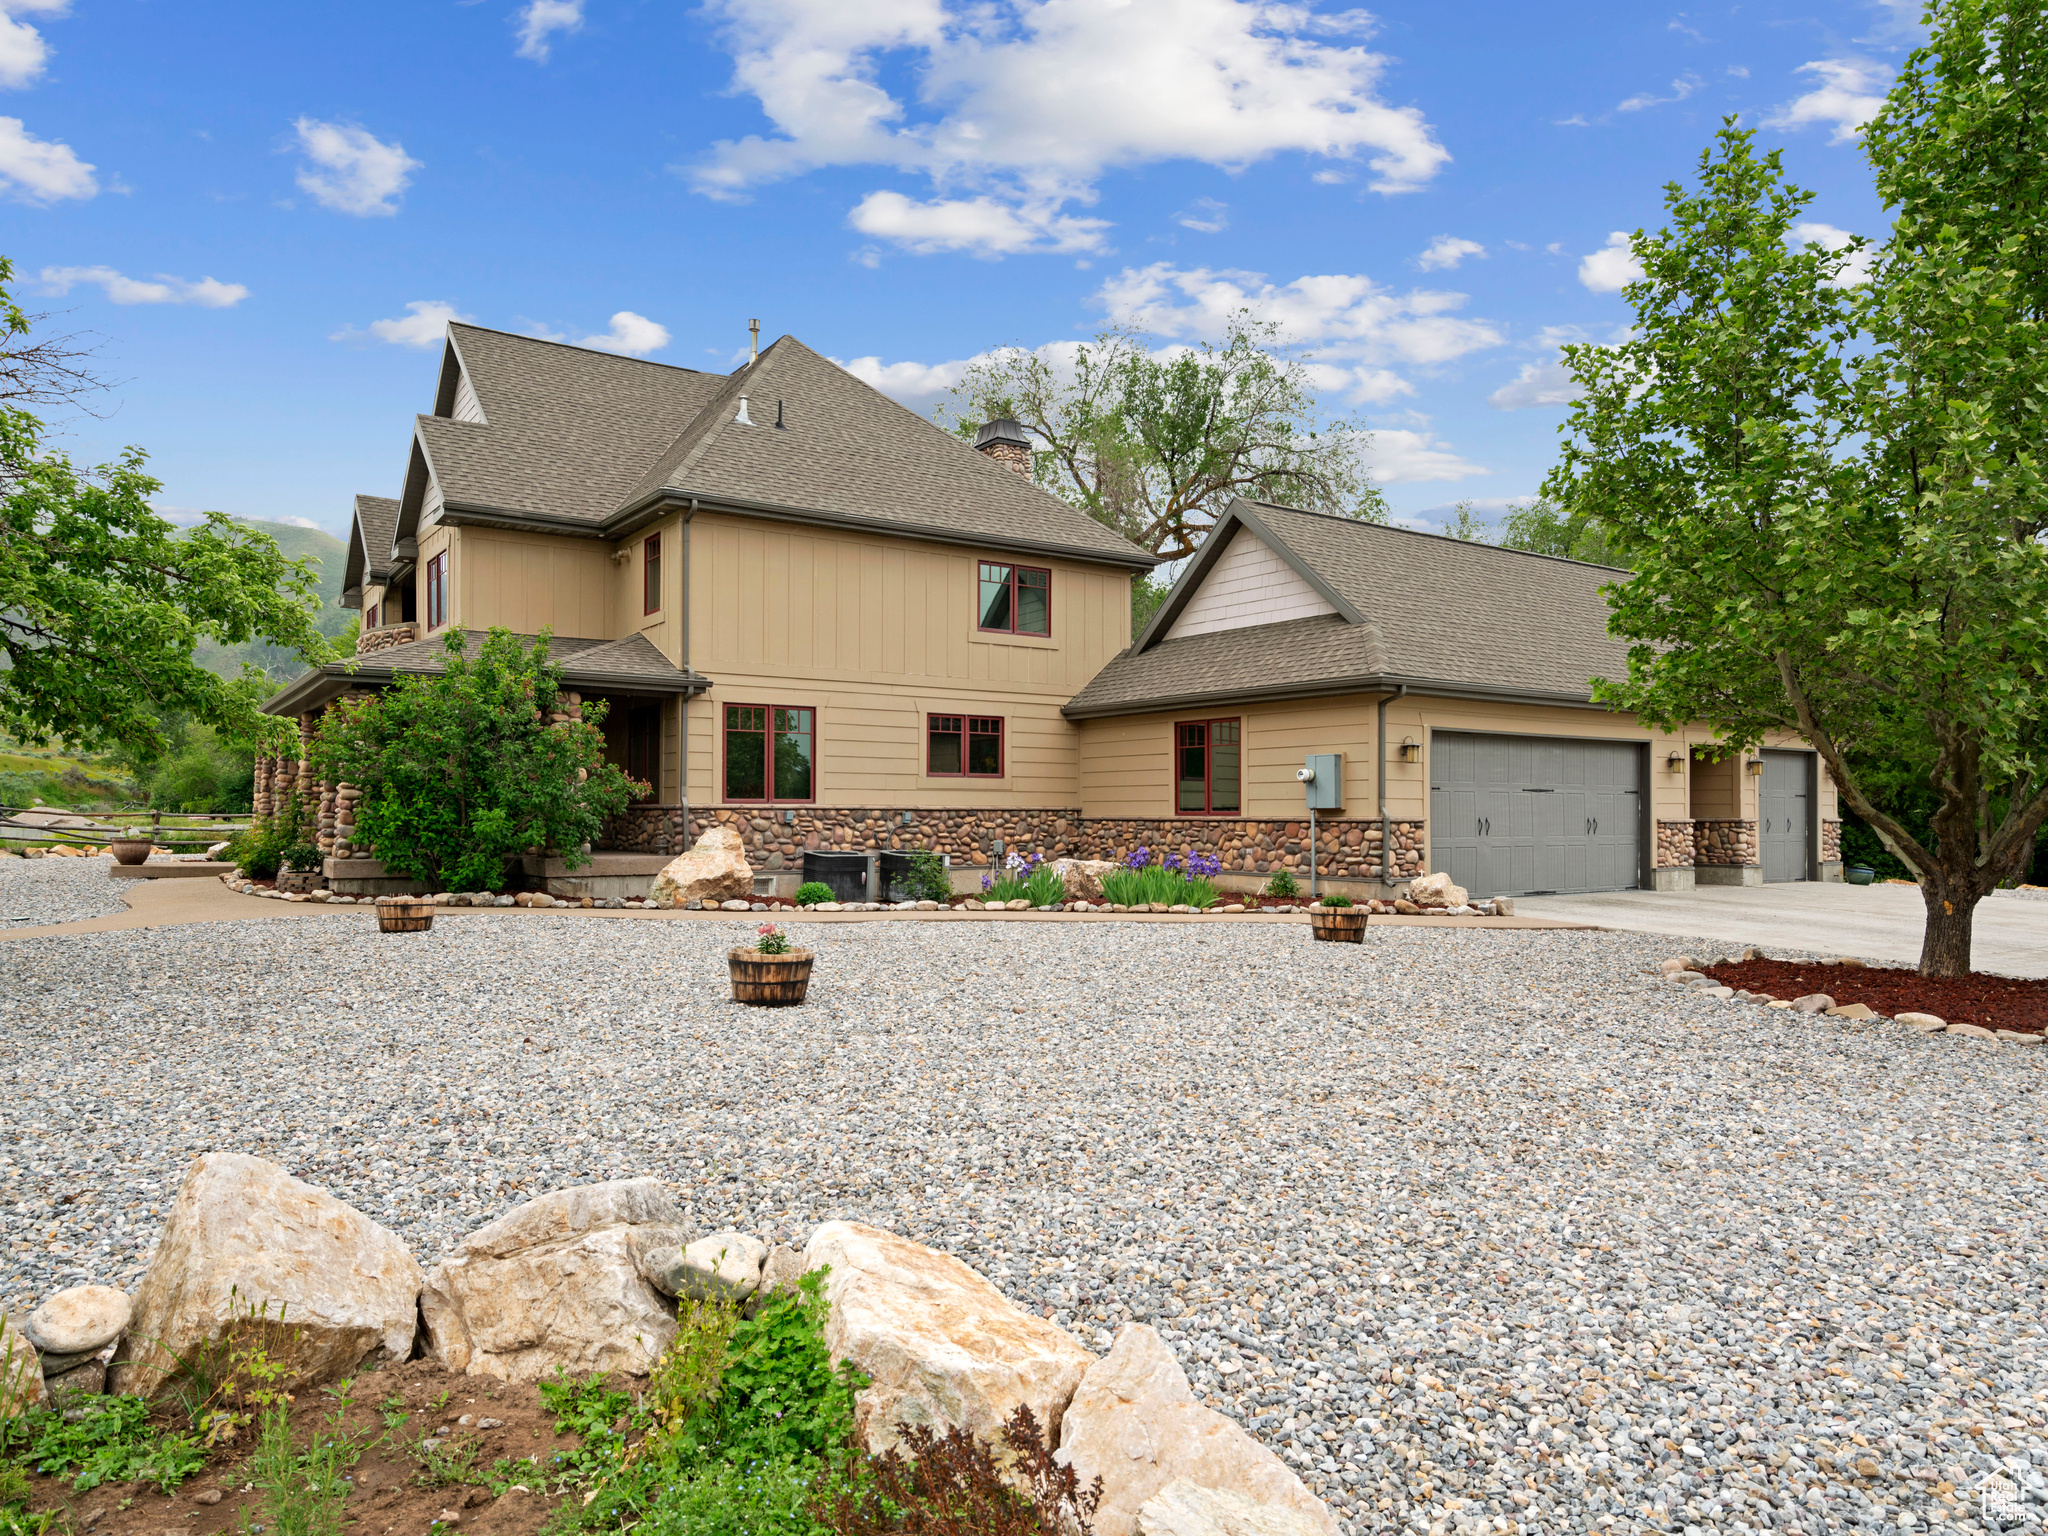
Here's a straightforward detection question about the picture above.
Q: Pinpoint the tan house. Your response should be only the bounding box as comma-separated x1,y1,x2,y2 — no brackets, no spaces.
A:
265,326,1839,899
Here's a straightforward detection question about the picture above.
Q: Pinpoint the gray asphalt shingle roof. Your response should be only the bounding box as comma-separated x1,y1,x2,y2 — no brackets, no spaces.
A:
1062,500,1635,716
345,494,400,589
262,631,706,718
402,326,1152,568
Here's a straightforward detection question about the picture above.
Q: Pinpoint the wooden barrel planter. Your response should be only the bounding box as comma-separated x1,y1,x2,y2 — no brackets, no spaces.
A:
729,948,815,1006
377,898,434,933
1309,906,1367,943
107,838,154,867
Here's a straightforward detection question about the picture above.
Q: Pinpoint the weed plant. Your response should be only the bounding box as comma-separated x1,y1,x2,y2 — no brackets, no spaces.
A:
819,1405,1098,1536
905,850,953,903
1263,869,1302,898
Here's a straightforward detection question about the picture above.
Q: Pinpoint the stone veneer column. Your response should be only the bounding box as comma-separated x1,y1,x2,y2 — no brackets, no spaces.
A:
1693,818,1761,886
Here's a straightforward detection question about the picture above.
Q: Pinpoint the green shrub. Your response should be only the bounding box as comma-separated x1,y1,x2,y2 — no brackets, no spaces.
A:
794,881,835,905
279,841,324,873
1317,893,1353,908
1263,869,1301,898
908,848,954,903
311,629,639,892
1023,865,1067,906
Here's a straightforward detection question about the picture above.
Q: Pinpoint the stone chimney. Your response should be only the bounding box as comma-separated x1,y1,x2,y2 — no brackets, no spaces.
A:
973,417,1033,476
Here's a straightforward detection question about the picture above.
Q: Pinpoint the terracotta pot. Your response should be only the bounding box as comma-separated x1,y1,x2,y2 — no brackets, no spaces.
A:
1309,906,1367,943
377,899,434,933
729,948,814,1006
107,838,153,866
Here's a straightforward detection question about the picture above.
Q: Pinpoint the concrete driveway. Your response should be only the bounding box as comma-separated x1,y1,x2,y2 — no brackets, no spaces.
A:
1515,880,2048,976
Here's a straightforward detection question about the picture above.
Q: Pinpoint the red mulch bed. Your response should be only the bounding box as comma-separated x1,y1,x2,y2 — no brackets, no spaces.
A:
1700,957,2048,1034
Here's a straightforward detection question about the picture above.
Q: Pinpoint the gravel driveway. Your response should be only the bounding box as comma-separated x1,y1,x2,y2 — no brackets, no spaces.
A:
1,897,2042,1535
0,853,129,927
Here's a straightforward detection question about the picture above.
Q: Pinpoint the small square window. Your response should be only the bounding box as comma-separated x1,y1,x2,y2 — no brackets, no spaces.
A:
725,703,814,802
977,562,1051,637
927,713,1004,777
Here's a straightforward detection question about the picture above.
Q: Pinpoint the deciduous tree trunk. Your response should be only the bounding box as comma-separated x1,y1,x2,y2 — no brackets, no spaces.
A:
1917,879,1981,980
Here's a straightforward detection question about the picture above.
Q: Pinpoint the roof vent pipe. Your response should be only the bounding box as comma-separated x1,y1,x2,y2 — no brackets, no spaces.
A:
748,318,760,365
735,395,754,426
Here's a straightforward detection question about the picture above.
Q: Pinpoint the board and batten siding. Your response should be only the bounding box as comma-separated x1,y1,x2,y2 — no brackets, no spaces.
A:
457,527,613,640
684,511,1130,807
1163,527,1336,641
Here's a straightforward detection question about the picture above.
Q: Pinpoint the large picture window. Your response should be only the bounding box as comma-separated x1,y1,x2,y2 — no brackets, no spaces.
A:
927,714,1003,777
1176,718,1241,814
642,533,661,616
424,552,448,631
724,704,814,802
977,561,1050,636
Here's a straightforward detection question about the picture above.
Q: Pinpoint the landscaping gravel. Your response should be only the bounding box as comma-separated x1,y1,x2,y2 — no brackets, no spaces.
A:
1,898,2043,1536
0,853,128,927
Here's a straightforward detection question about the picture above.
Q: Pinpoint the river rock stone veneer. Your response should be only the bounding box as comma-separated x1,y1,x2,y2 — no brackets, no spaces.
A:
1694,818,1759,867
1654,819,1696,869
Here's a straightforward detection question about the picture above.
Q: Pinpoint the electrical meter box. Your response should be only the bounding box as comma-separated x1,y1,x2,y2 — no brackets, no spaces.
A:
1302,753,1344,811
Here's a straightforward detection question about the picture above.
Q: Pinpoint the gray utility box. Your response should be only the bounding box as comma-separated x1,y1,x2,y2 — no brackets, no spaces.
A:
1303,753,1344,811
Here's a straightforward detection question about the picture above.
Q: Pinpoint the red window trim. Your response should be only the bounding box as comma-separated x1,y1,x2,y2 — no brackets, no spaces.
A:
424,551,448,631
925,712,1005,778
1174,716,1243,816
976,560,1053,637
642,532,661,616
722,701,818,804
365,602,379,631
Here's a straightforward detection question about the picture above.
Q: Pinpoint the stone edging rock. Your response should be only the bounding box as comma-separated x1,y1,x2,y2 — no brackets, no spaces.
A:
1656,951,2046,1047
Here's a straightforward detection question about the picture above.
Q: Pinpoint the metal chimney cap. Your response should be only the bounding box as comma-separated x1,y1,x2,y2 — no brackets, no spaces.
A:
973,417,1031,450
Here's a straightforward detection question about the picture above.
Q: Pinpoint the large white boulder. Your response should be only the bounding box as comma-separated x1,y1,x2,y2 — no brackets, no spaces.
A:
1405,872,1466,909
1057,1325,1337,1536
651,826,753,906
804,1221,1096,1456
1137,1480,1333,1536
108,1154,422,1398
638,1231,767,1302
421,1178,683,1382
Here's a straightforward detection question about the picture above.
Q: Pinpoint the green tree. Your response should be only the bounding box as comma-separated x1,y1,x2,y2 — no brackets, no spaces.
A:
0,256,327,762
941,315,1386,560
1497,497,1619,566
1545,83,2048,976
310,628,642,891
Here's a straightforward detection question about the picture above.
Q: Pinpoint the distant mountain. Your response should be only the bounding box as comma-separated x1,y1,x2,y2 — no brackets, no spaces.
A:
188,517,354,683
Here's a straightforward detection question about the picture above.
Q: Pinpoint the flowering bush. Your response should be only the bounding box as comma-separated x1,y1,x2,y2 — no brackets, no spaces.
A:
1100,849,1220,909
752,923,791,956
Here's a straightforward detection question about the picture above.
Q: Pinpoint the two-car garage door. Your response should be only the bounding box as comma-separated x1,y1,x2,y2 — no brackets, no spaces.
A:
1430,732,1643,897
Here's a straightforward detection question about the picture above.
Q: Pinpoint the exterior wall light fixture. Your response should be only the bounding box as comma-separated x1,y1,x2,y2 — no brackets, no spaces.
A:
1398,738,1421,763
1746,756,1765,776
1667,751,1686,771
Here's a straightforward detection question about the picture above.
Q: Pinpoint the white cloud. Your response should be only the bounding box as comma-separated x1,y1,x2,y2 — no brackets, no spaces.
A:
1362,426,1485,483
688,0,1448,257
334,299,470,349
0,113,90,201
0,0,65,90
37,264,248,307
1790,220,1874,285
1416,235,1483,271
848,190,1110,256
291,117,420,216
561,310,671,355
1094,262,1504,380
1764,58,1887,144
1178,197,1229,234
1618,72,1701,112
838,354,973,402
1578,231,1643,293
1302,361,1412,404
515,0,583,61
1488,358,1579,410
1726,64,1750,79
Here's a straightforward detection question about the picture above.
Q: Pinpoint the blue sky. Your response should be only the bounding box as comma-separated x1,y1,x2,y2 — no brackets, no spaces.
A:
3,0,1919,539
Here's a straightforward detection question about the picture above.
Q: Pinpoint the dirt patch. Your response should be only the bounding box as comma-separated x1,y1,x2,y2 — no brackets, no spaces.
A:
26,1362,586,1536
1700,957,2048,1033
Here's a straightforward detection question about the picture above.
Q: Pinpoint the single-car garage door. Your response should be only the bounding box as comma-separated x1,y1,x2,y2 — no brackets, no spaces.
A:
1430,732,1643,897
1759,750,1812,883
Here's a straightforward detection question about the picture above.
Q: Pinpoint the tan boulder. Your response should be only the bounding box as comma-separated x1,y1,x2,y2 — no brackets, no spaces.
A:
1137,1481,1333,1536
804,1221,1095,1456
638,1231,767,1302
651,826,753,906
2,1323,43,1416
1405,872,1466,909
1057,1325,1337,1536
108,1154,421,1399
758,1244,806,1299
421,1178,683,1382
25,1285,131,1355
1046,859,1120,902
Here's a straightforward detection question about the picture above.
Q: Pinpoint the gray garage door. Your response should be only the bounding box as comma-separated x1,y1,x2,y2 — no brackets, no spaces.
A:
1430,732,1643,897
1759,750,1812,883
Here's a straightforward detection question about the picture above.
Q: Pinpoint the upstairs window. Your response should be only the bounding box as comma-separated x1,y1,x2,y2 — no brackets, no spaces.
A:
725,704,814,802
1176,718,1241,814
365,602,379,631
643,533,661,615
978,561,1050,636
424,552,448,631
927,714,1004,777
